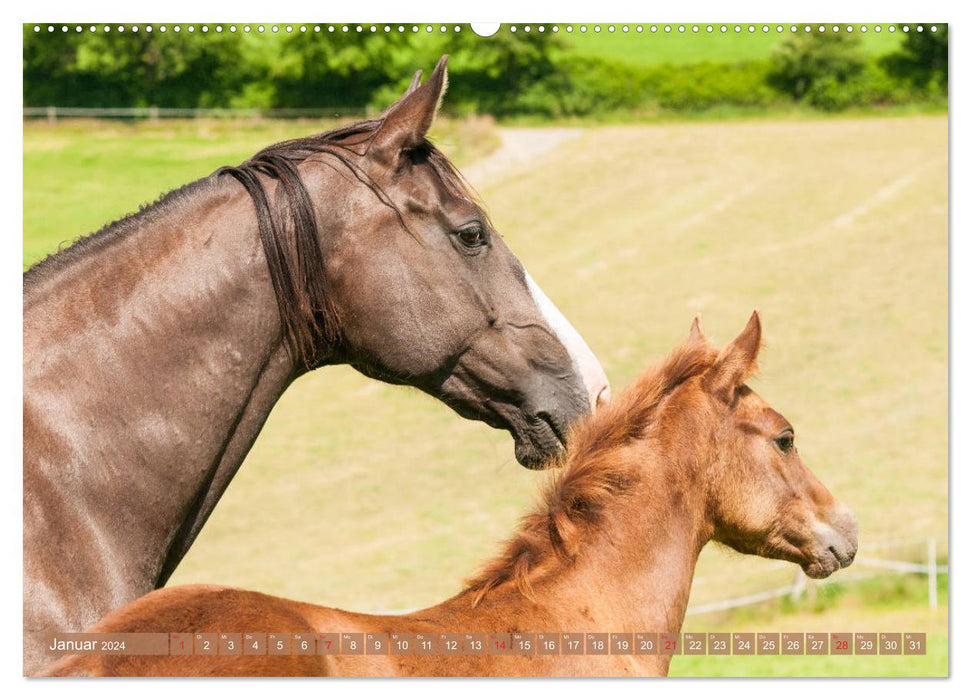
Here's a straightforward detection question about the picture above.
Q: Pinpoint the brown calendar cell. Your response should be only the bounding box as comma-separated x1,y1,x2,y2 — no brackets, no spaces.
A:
193,633,217,655
708,633,730,656
341,632,365,655
292,633,315,655
904,633,926,655
218,633,242,655
855,633,877,656
805,632,828,655
489,632,513,655
683,632,705,656
831,633,852,655
659,632,681,655
880,633,902,655
758,632,779,655
512,633,536,655
243,633,265,655
561,633,585,655
267,633,291,656
782,633,804,655
439,633,463,655
170,633,192,655
45,633,171,656
415,632,437,655
316,633,340,655
635,633,658,655
389,632,413,655
611,633,634,655
365,632,388,655
463,633,488,656
537,633,560,655
586,633,609,655
732,633,755,655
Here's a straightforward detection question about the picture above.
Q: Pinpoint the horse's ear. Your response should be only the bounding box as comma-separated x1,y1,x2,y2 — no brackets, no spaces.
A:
369,55,448,165
687,314,707,346
702,311,762,402
405,69,423,95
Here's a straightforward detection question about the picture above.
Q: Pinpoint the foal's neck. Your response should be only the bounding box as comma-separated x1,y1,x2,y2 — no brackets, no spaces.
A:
480,436,711,637
569,445,708,632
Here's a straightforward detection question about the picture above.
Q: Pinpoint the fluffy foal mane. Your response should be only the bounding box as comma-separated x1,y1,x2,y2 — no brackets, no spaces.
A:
466,334,720,606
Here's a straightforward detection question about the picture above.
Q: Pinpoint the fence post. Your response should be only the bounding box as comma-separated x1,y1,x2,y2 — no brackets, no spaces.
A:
149,106,159,124
790,569,806,601
928,537,938,610
46,106,56,125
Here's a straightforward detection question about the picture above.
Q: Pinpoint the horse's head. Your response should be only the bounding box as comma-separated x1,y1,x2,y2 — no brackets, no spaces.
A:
300,57,609,468
680,312,858,578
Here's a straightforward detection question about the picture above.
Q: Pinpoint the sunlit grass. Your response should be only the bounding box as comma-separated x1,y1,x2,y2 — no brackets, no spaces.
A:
23,114,947,677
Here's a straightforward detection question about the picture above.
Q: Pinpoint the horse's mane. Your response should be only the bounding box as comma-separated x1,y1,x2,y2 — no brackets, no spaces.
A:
24,117,479,371
465,335,720,606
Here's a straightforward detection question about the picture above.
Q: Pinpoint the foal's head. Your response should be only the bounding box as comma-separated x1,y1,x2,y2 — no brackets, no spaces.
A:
466,313,857,605
669,312,858,578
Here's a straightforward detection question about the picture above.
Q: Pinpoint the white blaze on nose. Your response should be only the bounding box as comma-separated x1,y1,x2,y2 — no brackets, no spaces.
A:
524,271,611,410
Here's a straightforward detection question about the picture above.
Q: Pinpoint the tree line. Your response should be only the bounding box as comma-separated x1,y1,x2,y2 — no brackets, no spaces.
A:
23,26,947,117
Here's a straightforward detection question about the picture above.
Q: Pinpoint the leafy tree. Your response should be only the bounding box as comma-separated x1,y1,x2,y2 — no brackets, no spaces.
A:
271,28,563,116
882,25,948,93
24,26,255,107
768,31,866,100
271,30,414,109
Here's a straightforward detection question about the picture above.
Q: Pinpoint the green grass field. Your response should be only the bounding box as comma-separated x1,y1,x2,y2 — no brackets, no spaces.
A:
22,117,498,268
23,112,948,676
670,574,948,676
563,25,904,67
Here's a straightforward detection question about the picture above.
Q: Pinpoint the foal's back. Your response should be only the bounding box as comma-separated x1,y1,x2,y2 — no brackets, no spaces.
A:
42,585,648,677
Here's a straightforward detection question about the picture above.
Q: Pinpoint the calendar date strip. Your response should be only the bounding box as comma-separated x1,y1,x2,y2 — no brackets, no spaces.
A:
46,631,928,656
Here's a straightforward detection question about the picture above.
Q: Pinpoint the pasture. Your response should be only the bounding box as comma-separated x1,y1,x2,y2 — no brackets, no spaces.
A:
23,112,947,675
564,25,904,67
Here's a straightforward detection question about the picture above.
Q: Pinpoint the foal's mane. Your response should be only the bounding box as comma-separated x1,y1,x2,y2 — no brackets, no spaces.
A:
466,335,719,606
24,118,478,371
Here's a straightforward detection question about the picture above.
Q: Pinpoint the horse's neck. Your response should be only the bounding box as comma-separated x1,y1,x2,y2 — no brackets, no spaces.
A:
24,179,301,592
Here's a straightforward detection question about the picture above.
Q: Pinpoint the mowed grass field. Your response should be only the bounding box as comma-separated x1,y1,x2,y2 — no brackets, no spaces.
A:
23,113,948,676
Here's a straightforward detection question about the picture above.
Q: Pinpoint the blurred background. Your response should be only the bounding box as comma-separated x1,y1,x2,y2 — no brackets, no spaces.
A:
23,24,948,676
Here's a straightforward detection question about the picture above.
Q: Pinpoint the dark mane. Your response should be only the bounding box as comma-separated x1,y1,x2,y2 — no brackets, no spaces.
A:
465,336,720,606
24,117,480,371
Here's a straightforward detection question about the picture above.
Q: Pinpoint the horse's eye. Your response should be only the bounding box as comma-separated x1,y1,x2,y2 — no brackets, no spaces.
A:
774,433,795,453
456,225,486,248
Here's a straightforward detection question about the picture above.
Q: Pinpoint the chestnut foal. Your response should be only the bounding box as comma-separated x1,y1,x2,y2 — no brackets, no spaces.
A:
45,312,857,677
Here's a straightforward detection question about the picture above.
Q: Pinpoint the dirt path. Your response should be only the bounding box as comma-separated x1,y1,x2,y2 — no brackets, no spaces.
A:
461,127,584,190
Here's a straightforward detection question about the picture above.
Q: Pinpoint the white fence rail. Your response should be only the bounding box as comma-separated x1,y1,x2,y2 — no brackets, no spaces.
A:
24,106,368,122
368,536,947,618
684,535,947,617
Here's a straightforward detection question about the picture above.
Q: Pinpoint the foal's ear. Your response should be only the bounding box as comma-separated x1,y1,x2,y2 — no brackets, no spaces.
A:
687,314,707,346
702,311,762,402
369,55,449,165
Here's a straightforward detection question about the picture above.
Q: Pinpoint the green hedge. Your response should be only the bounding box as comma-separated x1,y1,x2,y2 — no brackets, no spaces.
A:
23,25,946,118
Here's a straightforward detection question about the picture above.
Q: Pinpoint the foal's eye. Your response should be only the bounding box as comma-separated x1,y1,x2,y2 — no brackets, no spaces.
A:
455,224,486,248
774,433,795,453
